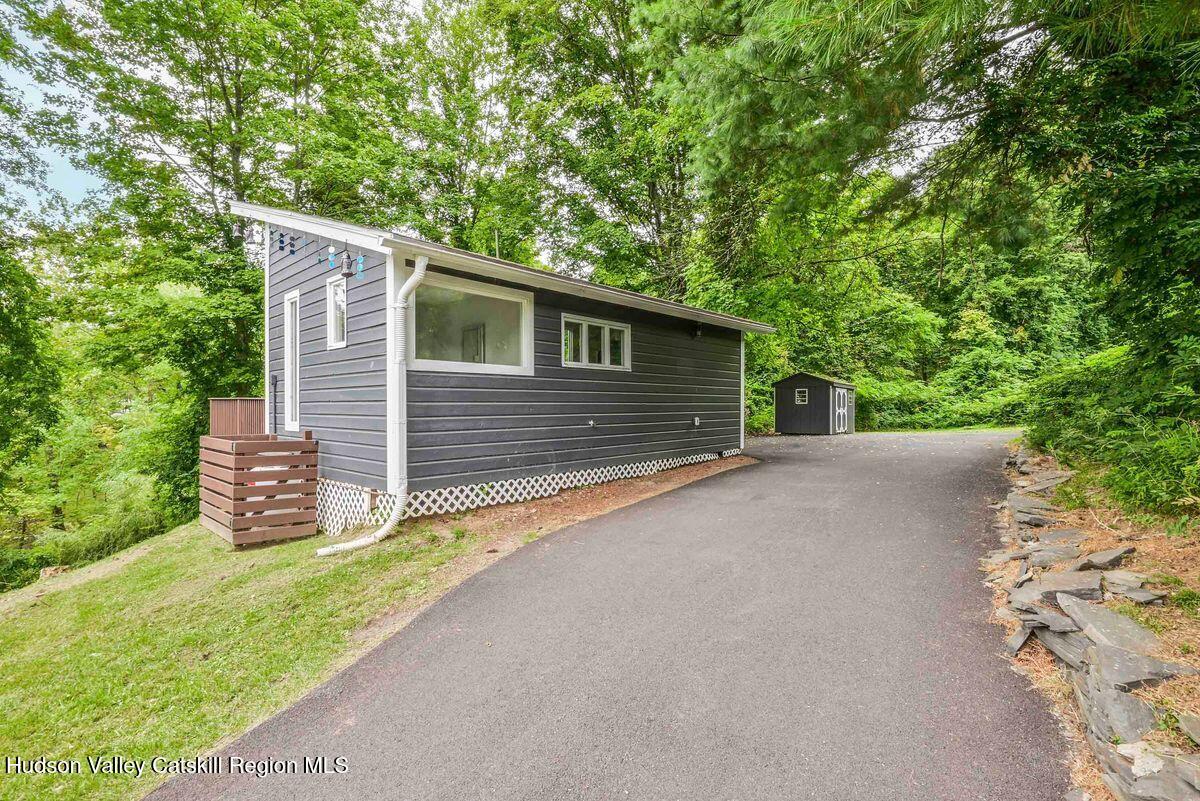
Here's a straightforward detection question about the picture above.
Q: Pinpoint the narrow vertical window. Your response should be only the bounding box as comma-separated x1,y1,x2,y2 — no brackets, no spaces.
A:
284,290,301,431
563,319,582,364
586,323,604,365
326,276,347,349
608,327,625,368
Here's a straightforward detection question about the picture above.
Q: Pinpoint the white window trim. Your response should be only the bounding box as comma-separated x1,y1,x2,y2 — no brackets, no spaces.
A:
561,313,632,371
326,275,348,350
795,388,808,405
283,289,301,432
407,270,535,376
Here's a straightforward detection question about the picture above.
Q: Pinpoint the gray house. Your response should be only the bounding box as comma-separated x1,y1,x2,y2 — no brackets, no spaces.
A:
229,202,774,534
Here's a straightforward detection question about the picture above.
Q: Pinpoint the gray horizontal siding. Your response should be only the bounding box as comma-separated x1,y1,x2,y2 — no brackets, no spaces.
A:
266,225,389,490
407,268,741,489
266,231,744,494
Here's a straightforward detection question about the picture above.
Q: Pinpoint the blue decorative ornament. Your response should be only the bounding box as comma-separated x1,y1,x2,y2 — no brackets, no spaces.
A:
277,233,285,251
355,254,365,280
327,245,337,270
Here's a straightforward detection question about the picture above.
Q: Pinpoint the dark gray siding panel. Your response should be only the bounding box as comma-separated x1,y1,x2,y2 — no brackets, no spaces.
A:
266,226,388,490
773,375,832,435
407,269,742,490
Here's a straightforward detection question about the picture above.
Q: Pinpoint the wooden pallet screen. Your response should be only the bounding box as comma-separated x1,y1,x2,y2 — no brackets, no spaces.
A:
209,398,265,437
198,433,318,546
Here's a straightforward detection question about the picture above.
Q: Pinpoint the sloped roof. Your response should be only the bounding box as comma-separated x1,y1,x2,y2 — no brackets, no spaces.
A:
773,371,856,388
230,201,776,334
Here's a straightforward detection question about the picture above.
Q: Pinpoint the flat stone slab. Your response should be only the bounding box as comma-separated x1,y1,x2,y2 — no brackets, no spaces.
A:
1058,594,1161,654
983,548,1021,566
1080,669,1158,743
1010,571,1103,608
1117,741,1167,779
1112,587,1168,605
1034,628,1090,669
1166,750,1200,791
1013,565,1034,588
1129,771,1200,801
1022,471,1075,495
1180,714,1200,746
1015,511,1058,527
1087,644,1200,691
1069,546,1135,572
1009,491,1057,513
1104,570,1150,590
1030,544,1084,567
1005,625,1034,656
1018,608,1080,632
1041,528,1089,545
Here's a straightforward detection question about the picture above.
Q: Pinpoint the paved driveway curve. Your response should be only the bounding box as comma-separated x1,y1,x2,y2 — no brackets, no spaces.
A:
150,431,1067,801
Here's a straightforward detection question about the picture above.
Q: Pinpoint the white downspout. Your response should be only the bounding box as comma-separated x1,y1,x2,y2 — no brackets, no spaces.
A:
317,254,428,556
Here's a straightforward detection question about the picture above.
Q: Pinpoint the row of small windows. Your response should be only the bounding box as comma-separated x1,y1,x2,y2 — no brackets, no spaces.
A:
562,315,630,371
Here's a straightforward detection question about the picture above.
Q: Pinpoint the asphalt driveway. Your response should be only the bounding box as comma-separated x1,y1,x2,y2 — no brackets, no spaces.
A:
150,431,1067,801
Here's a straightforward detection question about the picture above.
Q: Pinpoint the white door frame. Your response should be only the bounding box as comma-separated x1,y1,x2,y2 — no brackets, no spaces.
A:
283,289,301,432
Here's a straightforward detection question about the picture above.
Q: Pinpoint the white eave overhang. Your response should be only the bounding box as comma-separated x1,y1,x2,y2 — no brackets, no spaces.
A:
229,200,776,334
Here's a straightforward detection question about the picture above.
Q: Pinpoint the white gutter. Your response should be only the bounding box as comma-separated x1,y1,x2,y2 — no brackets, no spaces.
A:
316,255,428,557
261,221,271,433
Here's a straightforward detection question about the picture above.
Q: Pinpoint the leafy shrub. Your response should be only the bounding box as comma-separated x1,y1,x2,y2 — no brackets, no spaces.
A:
0,546,56,593
1025,343,1200,511
1105,421,1200,510
36,472,166,566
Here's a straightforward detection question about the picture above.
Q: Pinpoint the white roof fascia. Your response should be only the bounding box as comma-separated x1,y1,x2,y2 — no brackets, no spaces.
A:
229,200,392,253
228,200,775,334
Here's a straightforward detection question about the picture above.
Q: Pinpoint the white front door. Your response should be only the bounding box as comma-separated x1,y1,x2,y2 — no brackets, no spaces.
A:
834,387,848,433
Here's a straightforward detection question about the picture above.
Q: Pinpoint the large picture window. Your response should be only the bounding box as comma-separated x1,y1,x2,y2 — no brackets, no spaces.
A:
409,273,534,375
561,314,630,371
326,276,347,349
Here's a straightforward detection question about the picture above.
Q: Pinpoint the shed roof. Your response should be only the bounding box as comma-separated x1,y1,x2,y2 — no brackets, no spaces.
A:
230,201,775,334
773,371,856,389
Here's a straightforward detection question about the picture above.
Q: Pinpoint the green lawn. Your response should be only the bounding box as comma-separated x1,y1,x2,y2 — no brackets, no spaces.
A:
0,520,475,801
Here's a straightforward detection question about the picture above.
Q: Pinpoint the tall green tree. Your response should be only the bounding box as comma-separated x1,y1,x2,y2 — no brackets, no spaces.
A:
498,0,698,295
0,15,60,491
16,0,401,513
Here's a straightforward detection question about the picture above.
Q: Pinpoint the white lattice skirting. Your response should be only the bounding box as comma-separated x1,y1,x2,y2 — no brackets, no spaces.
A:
316,449,742,537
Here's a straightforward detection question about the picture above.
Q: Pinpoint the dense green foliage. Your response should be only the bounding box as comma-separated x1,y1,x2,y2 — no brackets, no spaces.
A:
0,0,1196,588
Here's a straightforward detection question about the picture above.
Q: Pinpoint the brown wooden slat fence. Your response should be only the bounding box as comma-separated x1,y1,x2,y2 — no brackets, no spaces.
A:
198,433,318,546
209,398,265,436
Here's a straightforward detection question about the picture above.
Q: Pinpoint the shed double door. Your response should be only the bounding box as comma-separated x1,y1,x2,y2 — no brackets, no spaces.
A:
833,387,849,434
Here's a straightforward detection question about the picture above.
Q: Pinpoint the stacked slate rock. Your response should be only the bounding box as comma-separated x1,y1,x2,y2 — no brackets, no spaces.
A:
991,450,1200,801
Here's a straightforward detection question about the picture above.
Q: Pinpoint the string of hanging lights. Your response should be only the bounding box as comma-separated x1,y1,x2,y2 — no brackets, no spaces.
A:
234,219,365,280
